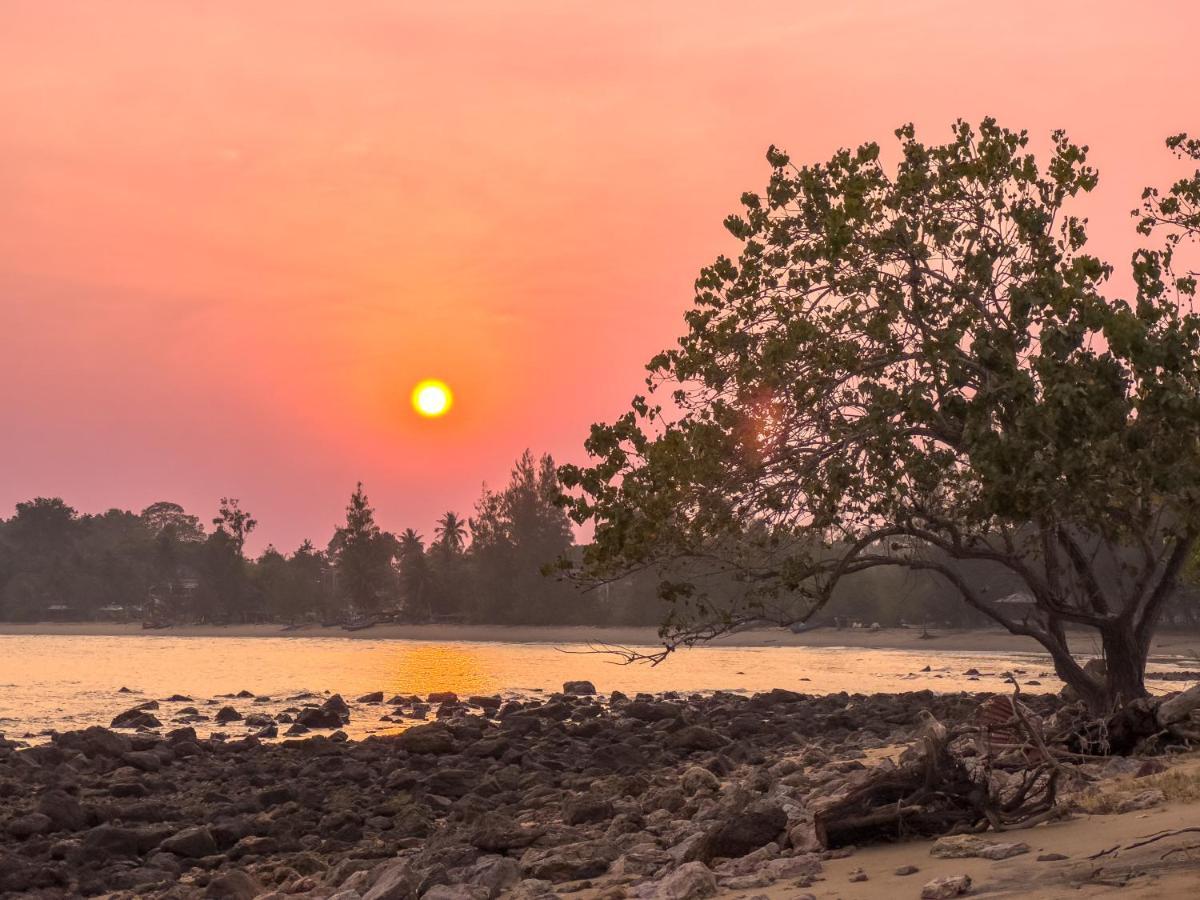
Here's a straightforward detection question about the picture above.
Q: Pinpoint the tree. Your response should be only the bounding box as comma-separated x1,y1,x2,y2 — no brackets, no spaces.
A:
429,512,469,619
212,498,257,557
329,483,395,615
434,512,468,555
140,501,205,543
397,528,431,619
471,450,577,623
561,120,1200,713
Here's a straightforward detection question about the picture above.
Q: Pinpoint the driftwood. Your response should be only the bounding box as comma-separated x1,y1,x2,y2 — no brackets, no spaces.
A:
813,709,1059,849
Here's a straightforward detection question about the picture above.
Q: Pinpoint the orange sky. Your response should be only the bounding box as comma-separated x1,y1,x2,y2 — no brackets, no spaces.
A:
2,1,1197,552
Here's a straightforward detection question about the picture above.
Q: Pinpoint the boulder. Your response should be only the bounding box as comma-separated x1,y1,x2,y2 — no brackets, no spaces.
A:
921,875,972,899
520,840,618,881
470,814,542,852
668,725,729,751
653,861,717,900
160,825,219,858
930,834,1030,860
297,706,344,729
55,725,132,758
465,855,521,898
699,802,787,860
37,789,86,832
428,692,459,704
80,824,143,860
357,691,385,703
563,681,597,695
681,766,721,794
6,812,53,839
562,794,616,825
396,723,457,754
205,870,263,899
111,708,162,729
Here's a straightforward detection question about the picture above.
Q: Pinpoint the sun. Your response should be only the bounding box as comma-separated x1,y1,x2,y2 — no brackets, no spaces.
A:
412,379,453,418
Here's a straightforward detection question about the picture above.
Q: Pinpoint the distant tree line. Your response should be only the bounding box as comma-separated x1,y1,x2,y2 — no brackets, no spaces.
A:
2,447,1198,629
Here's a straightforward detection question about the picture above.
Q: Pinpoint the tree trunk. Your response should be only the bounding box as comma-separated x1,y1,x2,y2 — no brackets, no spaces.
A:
1100,624,1151,709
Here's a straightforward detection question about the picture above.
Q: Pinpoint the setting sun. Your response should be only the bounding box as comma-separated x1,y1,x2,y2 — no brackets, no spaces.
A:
412,379,453,418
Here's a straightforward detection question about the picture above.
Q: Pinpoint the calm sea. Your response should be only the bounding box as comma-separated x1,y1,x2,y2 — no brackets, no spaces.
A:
0,634,1187,743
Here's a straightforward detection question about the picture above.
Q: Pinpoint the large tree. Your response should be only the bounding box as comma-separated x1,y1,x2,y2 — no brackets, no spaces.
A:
329,483,396,615
562,120,1200,713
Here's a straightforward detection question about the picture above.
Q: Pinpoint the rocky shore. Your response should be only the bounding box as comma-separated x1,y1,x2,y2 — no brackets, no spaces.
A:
0,686,1190,899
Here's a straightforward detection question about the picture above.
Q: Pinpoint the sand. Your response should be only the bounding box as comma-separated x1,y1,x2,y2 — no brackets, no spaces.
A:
0,621,1198,657
785,798,1200,899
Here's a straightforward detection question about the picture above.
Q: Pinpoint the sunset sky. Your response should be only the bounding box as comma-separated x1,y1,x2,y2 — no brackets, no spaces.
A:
2,1,1198,553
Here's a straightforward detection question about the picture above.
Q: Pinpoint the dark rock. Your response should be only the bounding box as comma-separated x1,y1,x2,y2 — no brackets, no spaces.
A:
520,840,618,881
563,794,616,825
428,691,459,704
6,812,53,839
563,681,597,695
205,870,262,898
470,814,542,852
80,824,142,860
396,723,457,754
622,701,683,722
37,789,86,832
215,706,243,724
357,691,385,703
296,706,343,729
669,725,729,751
160,825,218,858
111,708,162,729
699,801,786,861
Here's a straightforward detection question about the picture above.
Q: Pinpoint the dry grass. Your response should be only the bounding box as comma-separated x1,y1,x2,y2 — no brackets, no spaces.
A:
1073,755,1200,814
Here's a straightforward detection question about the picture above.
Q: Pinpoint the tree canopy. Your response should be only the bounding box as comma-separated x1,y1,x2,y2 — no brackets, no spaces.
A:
561,119,1200,710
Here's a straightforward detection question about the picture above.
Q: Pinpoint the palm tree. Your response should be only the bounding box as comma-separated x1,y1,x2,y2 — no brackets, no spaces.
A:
397,529,431,619
434,511,468,555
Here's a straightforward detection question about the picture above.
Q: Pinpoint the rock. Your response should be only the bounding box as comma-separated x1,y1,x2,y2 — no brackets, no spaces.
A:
160,825,219,858
1037,853,1068,862
466,855,522,898
396,723,457,754
357,691,385,703
111,708,162,729
165,694,193,702
1115,789,1166,813
681,766,720,794
56,725,132,758
471,814,542,851
428,692,459,704
622,701,683,722
363,860,418,900
848,867,868,882
921,874,972,899
122,749,162,772
520,840,618,881
256,786,296,808
786,821,821,853
563,681,596,695
930,834,1030,860
205,870,262,899
297,706,344,729
6,812,53,839
80,824,142,860
699,801,787,860
424,886,490,900
563,794,616,825
426,767,478,798
895,864,920,875
668,725,729,751
653,861,717,900
37,789,86,832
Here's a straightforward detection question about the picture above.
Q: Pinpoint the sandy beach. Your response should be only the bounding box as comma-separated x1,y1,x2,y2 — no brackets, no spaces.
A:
2,621,1198,658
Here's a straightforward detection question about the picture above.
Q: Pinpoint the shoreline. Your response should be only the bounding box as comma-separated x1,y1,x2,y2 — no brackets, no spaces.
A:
1,620,1199,657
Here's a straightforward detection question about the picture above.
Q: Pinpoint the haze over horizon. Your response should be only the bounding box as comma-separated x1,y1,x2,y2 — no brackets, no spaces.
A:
3,0,1198,553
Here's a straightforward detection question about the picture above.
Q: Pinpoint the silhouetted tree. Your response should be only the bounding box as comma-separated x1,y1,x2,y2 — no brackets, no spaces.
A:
329,483,395,616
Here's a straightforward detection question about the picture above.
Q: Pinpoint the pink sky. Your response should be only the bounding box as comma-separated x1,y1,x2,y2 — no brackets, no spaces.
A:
2,1,1197,552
